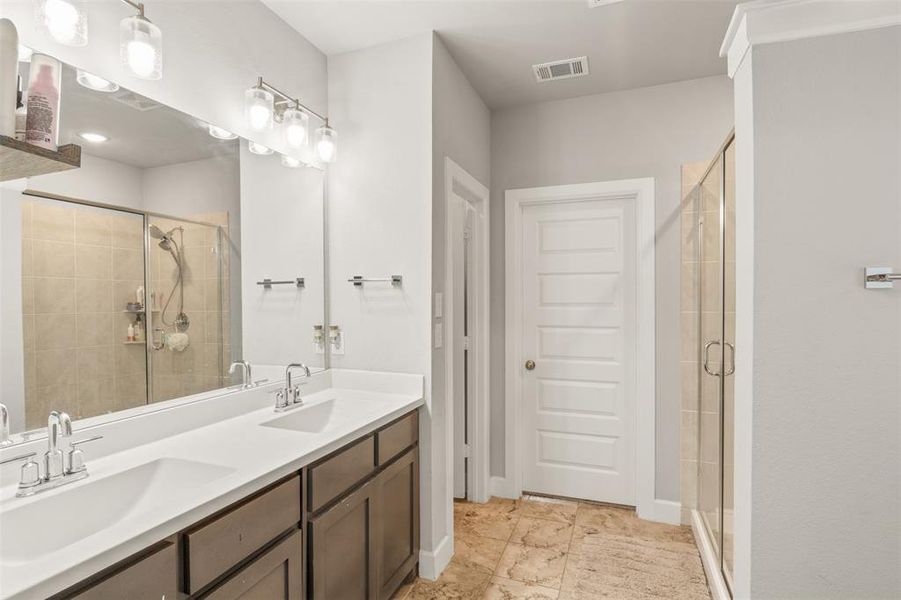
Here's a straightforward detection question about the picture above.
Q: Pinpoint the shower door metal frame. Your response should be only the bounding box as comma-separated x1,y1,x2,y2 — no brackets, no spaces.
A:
21,188,227,406
693,131,736,597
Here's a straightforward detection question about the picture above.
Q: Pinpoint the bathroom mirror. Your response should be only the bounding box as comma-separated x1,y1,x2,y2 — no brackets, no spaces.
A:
0,55,326,440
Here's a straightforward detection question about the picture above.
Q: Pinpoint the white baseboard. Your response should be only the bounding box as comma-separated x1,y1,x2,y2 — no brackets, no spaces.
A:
652,499,682,525
691,510,731,600
489,476,518,499
418,534,453,581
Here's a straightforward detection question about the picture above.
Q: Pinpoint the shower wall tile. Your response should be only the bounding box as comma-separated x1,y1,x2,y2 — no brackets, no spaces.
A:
113,248,144,280
76,279,113,313
75,245,112,279
32,202,74,242
111,216,143,249
33,240,75,277
34,314,77,350
33,277,75,314
75,211,112,246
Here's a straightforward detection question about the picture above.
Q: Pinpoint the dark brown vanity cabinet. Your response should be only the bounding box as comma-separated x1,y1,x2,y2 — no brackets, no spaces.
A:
306,412,420,600
200,529,303,600
54,408,419,600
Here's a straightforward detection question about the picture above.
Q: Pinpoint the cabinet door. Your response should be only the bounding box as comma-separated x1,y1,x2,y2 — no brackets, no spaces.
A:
309,478,377,600
375,448,419,600
69,540,178,600
200,529,302,600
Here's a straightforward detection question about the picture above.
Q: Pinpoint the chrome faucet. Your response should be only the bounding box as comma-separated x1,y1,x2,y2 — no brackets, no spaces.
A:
0,411,102,498
44,411,71,480
275,363,311,412
0,403,10,446
228,360,254,389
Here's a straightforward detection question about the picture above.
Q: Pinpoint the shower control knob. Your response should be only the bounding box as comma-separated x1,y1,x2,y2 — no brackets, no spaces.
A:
524,360,536,371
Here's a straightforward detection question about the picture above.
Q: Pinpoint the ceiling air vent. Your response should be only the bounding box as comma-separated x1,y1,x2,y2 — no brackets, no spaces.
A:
109,89,162,112
587,0,625,7
532,56,589,83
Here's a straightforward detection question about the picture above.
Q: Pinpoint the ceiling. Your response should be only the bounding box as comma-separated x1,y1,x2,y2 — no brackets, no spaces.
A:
262,0,740,109
53,64,237,169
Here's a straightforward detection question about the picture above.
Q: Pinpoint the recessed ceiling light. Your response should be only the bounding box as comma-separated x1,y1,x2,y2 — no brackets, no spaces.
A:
248,141,273,155
78,132,108,143
76,69,119,93
208,124,238,140
587,0,625,7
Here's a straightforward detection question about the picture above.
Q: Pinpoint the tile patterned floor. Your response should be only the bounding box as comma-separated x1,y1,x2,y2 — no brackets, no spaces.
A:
392,495,702,600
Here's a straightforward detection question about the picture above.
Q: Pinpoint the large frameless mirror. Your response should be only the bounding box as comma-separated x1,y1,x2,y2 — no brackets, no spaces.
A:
1,54,327,442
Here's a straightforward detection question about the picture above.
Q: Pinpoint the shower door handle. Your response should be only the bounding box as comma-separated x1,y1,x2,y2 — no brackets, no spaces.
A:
723,342,735,376
703,341,721,376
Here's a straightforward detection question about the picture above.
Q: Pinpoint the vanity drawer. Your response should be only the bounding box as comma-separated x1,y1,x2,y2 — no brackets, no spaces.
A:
376,411,418,466
200,529,302,600
70,540,177,600
185,475,301,593
308,435,375,513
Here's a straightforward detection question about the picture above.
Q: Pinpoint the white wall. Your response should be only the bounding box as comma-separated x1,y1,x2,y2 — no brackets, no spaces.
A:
490,75,734,502
28,153,144,209
735,26,900,599
239,146,324,369
326,33,439,572
0,0,326,159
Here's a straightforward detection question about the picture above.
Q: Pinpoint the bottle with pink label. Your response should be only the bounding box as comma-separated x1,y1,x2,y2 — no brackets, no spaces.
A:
24,53,61,150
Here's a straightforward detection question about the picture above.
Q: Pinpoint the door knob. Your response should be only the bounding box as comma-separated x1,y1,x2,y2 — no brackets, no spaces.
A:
524,360,536,371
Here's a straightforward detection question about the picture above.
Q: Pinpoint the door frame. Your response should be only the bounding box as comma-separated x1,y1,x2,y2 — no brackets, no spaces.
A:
504,177,656,519
444,157,490,503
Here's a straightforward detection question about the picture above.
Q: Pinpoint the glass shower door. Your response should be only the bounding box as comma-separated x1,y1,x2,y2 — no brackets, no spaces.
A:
698,153,724,562
722,139,736,588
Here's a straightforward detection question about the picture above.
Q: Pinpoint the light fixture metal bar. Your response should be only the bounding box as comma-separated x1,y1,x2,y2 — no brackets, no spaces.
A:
257,77,328,124
120,0,145,17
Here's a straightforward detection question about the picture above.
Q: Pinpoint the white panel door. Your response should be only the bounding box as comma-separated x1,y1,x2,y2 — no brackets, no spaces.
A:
520,198,637,505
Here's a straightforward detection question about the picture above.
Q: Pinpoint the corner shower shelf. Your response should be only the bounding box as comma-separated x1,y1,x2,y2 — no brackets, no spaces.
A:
0,135,82,182
122,341,145,345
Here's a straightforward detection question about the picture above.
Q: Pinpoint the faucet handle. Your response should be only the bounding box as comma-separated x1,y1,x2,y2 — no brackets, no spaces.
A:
0,451,41,490
66,436,103,475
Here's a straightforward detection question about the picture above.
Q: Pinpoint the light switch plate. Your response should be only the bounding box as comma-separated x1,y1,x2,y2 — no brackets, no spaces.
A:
434,323,443,349
434,292,443,318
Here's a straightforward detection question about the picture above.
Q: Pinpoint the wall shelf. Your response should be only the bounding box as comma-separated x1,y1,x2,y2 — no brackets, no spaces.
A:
0,135,81,182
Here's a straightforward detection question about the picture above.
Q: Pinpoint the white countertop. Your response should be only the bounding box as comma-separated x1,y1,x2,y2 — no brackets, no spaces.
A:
0,370,423,600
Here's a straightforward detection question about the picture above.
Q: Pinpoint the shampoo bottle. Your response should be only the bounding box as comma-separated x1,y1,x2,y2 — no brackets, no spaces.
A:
24,53,61,150
127,323,135,342
0,19,18,137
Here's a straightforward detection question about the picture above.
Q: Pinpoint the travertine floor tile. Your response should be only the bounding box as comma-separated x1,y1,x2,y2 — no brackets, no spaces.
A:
407,559,491,600
483,576,560,600
454,532,508,573
509,517,573,552
494,543,567,589
519,496,578,523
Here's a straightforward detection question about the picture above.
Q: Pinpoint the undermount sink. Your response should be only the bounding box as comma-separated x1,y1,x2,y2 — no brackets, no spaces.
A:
0,457,234,565
260,398,338,434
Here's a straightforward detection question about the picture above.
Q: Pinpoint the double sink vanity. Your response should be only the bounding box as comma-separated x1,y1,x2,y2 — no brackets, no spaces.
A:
0,369,423,599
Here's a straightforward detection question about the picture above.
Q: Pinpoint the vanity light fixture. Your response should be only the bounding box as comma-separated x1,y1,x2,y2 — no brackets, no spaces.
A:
76,69,120,92
78,132,108,143
120,0,162,80
37,0,88,46
248,141,273,155
247,76,336,163
315,121,337,164
280,154,302,168
207,124,238,140
245,79,274,132
283,104,309,149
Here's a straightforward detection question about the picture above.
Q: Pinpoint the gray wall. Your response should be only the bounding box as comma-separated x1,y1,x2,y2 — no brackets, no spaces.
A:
430,31,491,501
743,27,900,598
490,75,734,501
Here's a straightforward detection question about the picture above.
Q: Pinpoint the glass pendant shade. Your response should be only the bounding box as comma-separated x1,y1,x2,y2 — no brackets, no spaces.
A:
37,0,88,46
76,69,119,93
245,86,274,132
315,124,337,164
283,107,309,149
248,141,273,155
280,154,302,168
120,15,162,80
